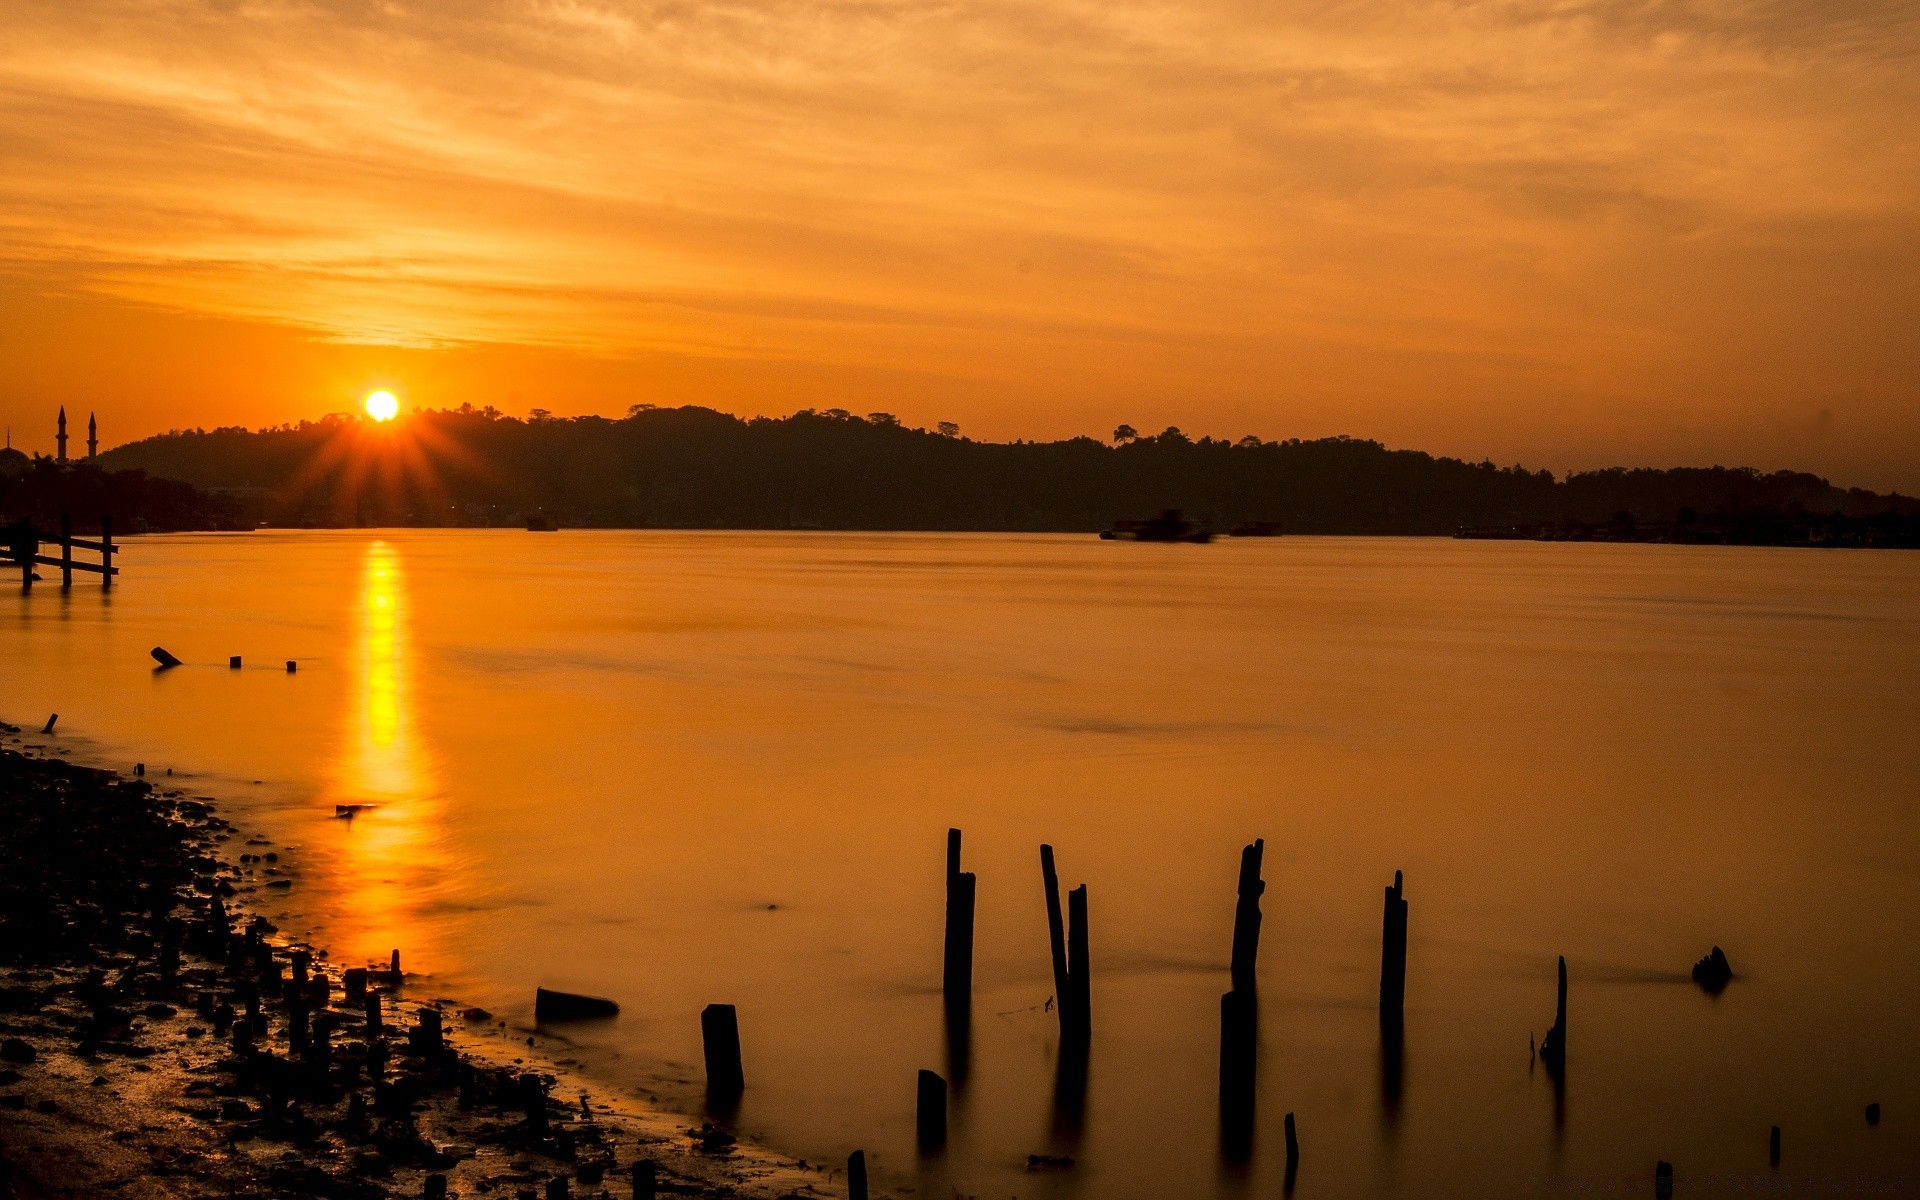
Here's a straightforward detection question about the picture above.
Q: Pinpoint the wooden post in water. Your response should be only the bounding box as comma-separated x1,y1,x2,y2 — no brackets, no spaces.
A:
1769,1125,1781,1167
632,1160,657,1200
1230,839,1264,993
59,514,72,589
1066,883,1091,1042
701,1003,745,1100
1539,955,1568,1077
916,1069,947,1151
100,514,112,591
1040,844,1070,1023
943,828,976,1010
847,1149,868,1200
1284,1110,1300,1190
1379,870,1408,1026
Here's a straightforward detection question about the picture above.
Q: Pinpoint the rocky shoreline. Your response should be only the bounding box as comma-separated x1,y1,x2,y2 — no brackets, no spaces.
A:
0,727,851,1200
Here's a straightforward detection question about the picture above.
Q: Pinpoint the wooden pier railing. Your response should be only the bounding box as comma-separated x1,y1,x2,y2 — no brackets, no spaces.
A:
4,514,117,589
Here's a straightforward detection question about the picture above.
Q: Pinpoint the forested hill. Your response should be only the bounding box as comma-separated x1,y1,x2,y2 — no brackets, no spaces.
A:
97,406,1918,537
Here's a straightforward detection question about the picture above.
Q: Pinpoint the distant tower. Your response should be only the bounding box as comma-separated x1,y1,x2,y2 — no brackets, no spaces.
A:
88,412,98,459
56,406,68,463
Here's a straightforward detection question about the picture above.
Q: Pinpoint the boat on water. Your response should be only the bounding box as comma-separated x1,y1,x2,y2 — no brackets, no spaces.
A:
526,514,558,532
1228,521,1282,537
1100,509,1213,543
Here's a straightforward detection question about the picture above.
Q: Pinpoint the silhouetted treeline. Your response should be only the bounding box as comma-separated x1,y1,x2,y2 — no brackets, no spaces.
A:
0,456,244,534
95,406,1920,541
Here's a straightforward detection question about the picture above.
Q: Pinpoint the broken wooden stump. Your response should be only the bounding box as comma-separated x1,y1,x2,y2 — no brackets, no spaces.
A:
916,1068,947,1151
1769,1124,1781,1166
943,828,976,1011
1380,870,1408,1026
1229,838,1264,993
1284,1110,1299,1192
1691,946,1732,994
701,1003,745,1101
1041,844,1070,1021
1655,1160,1673,1199
632,1159,657,1200
848,1149,868,1200
1066,883,1091,1041
343,967,368,1005
229,656,242,670
40,714,56,735
535,988,621,1021
151,646,181,668
1218,988,1257,1161
287,660,298,673
1538,956,1567,1077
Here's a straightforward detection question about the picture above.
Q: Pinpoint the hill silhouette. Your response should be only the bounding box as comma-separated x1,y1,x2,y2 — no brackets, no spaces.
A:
83,405,1919,543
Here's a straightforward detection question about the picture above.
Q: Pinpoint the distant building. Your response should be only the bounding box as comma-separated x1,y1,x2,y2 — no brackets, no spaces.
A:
0,429,27,477
56,407,67,464
88,412,98,460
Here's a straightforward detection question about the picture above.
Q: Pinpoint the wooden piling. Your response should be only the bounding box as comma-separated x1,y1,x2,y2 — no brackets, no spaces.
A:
343,967,368,1005
1229,839,1264,993
1066,884,1091,1041
916,1068,947,1151
847,1149,868,1200
701,1003,745,1098
1655,1160,1673,1199
1769,1124,1781,1167
1219,988,1256,1102
1284,1110,1300,1181
230,656,242,670
99,515,111,591
632,1159,657,1200
943,828,976,1010
1539,955,1568,1074
41,714,56,735
60,514,72,589
1379,870,1408,1025
1041,844,1070,1020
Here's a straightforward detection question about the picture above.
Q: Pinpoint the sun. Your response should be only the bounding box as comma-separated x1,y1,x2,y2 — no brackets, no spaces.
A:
364,390,399,422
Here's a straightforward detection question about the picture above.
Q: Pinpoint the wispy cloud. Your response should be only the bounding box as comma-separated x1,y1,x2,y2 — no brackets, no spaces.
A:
1,0,1916,479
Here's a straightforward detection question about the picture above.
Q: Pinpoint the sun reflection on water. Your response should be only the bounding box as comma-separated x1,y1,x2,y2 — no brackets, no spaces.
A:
324,539,446,965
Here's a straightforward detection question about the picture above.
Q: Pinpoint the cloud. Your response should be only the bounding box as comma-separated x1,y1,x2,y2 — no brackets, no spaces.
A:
0,0,1916,482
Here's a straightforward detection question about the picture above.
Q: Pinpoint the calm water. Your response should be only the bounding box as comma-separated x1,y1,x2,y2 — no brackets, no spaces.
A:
6,531,1919,1198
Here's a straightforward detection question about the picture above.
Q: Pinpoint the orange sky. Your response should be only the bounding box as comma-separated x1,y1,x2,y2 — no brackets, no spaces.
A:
2,1,1916,488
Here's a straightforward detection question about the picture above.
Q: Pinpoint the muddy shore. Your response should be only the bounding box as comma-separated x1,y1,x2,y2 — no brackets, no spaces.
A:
0,726,861,1200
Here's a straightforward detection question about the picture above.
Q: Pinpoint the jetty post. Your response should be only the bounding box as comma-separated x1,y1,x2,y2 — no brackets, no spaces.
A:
943,828,976,1011
1230,839,1264,992
1220,839,1265,1156
1379,870,1408,1025
916,1068,947,1151
100,514,112,591
847,1149,868,1200
701,1003,745,1102
1040,844,1070,1022
59,513,72,589
1065,883,1092,1042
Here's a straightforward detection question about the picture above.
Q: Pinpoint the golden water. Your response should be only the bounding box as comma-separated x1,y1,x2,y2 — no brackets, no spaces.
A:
6,531,1918,1197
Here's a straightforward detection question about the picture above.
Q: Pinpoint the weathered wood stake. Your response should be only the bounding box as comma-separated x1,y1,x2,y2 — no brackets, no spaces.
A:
60,514,72,589
1655,1160,1673,1199
100,515,112,591
1769,1124,1781,1167
1041,844,1070,1019
632,1159,657,1200
847,1149,868,1200
1284,1110,1300,1185
701,1003,745,1099
1229,839,1264,992
1539,955,1568,1076
41,714,56,735
916,1068,947,1151
1066,883,1091,1041
943,828,976,1010
1219,988,1256,1103
1379,870,1408,1025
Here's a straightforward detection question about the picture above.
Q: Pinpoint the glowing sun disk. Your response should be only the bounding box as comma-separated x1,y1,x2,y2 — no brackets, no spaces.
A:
364,390,399,421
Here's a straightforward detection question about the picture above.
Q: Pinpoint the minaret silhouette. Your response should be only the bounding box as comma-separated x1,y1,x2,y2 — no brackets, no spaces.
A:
56,407,68,463
88,413,98,459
